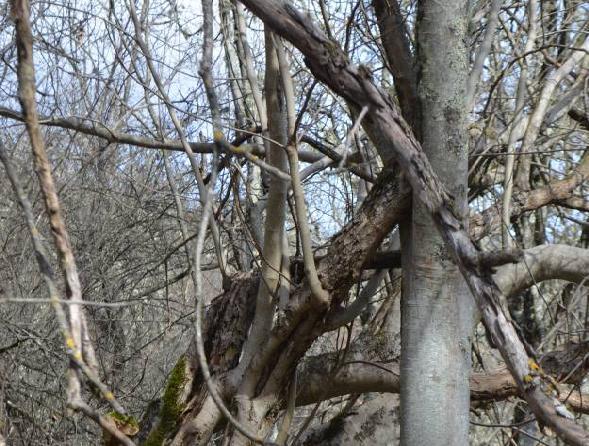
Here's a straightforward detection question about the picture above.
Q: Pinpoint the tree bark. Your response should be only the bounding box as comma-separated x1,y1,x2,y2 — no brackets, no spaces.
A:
399,1,473,444
234,1,589,444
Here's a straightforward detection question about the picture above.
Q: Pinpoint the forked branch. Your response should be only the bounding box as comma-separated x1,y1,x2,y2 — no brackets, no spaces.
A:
235,1,589,444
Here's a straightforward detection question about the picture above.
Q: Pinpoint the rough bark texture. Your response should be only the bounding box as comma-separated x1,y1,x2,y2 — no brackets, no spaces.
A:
372,0,421,136
301,394,401,446
167,274,258,445
164,162,407,444
234,1,589,444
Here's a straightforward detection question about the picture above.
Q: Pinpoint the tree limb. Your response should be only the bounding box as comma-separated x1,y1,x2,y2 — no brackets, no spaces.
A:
235,1,589,443
296,342,589,415
494,244,589,298
471,151,589,241
372,0,420,134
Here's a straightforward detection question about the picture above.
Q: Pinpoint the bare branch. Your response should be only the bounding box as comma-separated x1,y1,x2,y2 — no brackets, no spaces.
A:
372,0,420,133
466,0,502,111
495,244,589,298
235,1,589,443
296,343,589,415
9,1,132,442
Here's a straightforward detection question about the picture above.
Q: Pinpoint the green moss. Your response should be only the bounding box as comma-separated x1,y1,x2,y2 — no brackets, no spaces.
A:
107,411,138,426
107,411,139,439
144,355,188,446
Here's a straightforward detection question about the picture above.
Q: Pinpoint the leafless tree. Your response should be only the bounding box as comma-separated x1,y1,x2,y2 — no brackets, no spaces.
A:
0,0,588,445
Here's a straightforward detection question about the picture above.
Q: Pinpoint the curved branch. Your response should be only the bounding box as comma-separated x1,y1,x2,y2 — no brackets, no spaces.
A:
235,1,589,443
0,106,344,166
471,151,589,241
10,0,131,441
495,244,589,298
466,0,501,110
0,105,255,154
296,342,589,415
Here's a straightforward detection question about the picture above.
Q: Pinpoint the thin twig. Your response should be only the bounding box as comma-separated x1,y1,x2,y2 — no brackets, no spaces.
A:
127,0,228,278
192,135,266,445
9,2,131,440
190,1,270,444
275,36,329,308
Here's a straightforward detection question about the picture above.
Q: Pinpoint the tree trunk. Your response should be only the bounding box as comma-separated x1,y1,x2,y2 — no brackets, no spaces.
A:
400,1,474,444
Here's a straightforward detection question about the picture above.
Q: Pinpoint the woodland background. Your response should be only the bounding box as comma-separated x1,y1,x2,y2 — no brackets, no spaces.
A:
0,0,588,445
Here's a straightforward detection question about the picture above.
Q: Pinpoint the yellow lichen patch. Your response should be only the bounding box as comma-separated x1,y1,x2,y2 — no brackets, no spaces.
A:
104,391,115,401
528,359,541,371
72,351,82,361
65,337,76,349
523,374,534,384
213,130,224,142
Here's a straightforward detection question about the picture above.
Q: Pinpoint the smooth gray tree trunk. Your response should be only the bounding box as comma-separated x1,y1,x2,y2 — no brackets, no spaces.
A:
400,1,474,445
